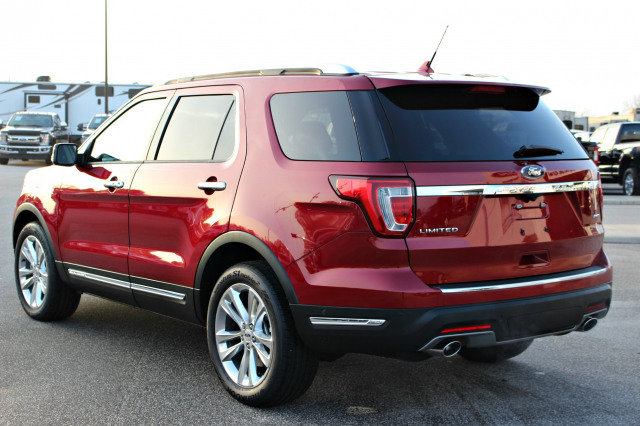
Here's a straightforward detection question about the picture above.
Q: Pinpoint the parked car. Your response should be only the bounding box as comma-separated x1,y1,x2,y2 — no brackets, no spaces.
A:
0,111,69,164
570,130,598,164
78,113,110,144
12,65,612,406
590,122,640,195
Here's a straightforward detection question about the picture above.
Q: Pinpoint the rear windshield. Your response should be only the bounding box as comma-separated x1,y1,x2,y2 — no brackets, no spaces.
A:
378,84,588,162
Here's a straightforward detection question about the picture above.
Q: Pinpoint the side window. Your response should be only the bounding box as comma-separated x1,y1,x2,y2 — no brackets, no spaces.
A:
601,126,619,149
620,124,640,143
90,98,166,162
156,95,235,161
270,91,361,161
590,126,607,144
213,101,236,161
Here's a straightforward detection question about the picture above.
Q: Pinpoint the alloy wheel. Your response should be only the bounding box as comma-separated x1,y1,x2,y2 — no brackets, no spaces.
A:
18,235,48,309
624,173,635,195
215,283,273,388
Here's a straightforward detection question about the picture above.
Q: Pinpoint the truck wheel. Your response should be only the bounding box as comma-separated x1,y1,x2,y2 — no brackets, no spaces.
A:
0,158,8,165
207,261,318,407
623,168,640,196
459,339,533,363
15,222,81,321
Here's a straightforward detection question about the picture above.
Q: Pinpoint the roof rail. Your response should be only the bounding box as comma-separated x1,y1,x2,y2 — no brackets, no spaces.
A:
164,64,358,85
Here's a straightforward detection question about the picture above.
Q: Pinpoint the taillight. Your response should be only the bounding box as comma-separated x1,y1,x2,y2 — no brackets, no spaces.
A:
593,145,599,165
330,176,414,237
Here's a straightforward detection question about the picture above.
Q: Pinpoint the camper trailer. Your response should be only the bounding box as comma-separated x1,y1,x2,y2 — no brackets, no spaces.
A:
0,78,148,143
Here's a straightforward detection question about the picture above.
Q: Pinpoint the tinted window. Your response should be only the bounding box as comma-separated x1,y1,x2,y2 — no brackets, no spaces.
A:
378,84,588,162
156,95,235,161
9,114,52,127
90,98,166,162
620,124,640,143
213,101,236,161
271,91,361,161
95,86,114,97
348,91,391,161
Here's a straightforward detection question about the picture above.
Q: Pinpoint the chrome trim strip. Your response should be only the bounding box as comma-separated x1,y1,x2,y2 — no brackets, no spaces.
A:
131,283,186,301
416,180,600,197
67,268,130,290
310,317,386,326
436,267,608,294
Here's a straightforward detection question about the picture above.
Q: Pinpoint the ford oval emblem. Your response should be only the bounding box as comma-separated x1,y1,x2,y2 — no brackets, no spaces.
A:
521,165,546,180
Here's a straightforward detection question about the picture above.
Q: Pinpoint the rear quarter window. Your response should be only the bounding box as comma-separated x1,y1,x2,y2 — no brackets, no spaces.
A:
270,91,362,161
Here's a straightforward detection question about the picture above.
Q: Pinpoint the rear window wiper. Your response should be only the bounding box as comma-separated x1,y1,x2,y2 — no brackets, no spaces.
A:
513,145,564,158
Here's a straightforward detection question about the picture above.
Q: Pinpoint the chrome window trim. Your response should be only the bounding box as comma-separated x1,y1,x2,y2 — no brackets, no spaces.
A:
130,283,186,301
416,180,600,197
310,317,386,326
435,267,608,294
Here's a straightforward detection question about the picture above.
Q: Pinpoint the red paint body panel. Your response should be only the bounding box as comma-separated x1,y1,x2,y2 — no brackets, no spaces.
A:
57,163,140,275
406,160,603,285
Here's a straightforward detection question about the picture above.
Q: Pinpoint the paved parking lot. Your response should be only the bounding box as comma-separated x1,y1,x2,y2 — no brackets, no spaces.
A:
1,164,639,425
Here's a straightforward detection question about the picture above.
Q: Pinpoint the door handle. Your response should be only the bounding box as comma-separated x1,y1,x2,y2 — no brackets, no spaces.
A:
104,181,124,189
197,182,226,191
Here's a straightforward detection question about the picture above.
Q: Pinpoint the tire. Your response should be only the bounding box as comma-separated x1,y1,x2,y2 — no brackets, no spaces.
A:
207,261,318,407
14,222,80,321
459,339,533,363
623,168,640,196
0,158,8,165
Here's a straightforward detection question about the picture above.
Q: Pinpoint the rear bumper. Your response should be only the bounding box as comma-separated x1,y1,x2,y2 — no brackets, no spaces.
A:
291,283,612,358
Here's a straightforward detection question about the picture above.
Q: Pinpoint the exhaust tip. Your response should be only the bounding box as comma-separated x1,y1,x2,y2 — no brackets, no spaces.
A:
442,341,463,357
578,317,598,332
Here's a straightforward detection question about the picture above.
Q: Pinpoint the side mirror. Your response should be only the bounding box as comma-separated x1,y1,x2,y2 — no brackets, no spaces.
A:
61,121,68,130
77,123,85,131
52,143,77,166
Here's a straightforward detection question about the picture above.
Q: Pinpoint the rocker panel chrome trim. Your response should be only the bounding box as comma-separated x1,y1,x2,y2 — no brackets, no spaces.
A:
67,268,130,290
130,283,186,301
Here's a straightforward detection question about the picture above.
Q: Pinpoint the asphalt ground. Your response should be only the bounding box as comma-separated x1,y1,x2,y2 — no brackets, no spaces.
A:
602,183,640,244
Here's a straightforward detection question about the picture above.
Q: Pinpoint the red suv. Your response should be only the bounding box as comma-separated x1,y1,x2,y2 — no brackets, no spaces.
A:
12,65,612,406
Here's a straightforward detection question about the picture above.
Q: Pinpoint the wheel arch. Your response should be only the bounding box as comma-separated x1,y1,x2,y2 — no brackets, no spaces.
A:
618,153,632,184
13,203,70,285
193,231,298,324
13,203,56,256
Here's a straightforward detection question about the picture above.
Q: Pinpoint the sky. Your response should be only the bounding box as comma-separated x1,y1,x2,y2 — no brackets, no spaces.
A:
1,0,638,117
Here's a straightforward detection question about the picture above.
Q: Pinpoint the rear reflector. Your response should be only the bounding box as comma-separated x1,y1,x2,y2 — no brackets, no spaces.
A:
330,176,414,237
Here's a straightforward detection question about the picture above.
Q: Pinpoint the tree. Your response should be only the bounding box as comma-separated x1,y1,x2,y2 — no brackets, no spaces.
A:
626,94,640,110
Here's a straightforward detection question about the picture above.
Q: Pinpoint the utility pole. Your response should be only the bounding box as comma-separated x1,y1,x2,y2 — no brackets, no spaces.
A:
104,0,109,114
